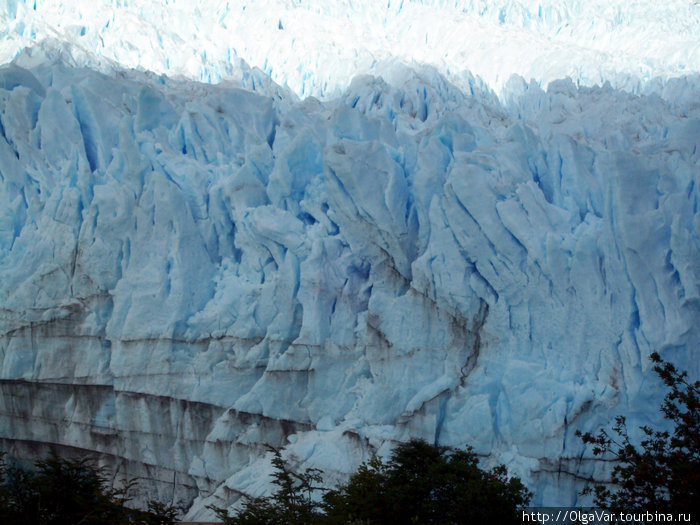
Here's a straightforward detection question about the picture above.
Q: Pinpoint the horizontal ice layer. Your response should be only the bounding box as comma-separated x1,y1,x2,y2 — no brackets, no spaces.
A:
1,0,699,99
0,60,699,518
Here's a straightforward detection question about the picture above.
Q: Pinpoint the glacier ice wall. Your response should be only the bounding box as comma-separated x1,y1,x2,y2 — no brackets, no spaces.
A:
0,59,699,517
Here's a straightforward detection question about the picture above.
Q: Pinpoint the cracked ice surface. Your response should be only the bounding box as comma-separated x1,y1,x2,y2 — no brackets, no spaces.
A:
0,60,698,517
0,0,699,519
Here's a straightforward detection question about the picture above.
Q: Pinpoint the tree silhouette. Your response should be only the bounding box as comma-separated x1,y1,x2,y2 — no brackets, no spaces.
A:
577,352,699,516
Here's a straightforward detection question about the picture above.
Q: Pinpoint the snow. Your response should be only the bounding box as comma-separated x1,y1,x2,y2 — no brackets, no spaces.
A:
1,0,699,99
0,0,699,519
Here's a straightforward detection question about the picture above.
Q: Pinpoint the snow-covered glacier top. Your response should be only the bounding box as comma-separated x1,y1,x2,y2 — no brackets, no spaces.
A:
2,0,699,97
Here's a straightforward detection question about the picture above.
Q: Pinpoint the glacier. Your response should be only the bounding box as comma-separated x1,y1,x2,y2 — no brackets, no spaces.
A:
0,0,699,520
2,0,700,98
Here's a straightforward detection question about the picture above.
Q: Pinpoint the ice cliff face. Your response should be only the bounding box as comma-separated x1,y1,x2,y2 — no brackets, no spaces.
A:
1,60,698,516
1,0,699,520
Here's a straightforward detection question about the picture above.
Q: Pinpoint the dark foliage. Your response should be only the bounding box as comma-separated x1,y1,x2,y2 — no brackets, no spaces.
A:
576,352,699,516
212,439,531,525
209,446,325,525
0,450,178,525
323,439,531,524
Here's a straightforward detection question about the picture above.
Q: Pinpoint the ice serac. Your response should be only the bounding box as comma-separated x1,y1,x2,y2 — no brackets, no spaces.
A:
0,59,699,518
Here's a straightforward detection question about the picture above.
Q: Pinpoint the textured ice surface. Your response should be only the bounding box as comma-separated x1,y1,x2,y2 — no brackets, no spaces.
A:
1,0,699,98
1,0,700,519
0,59,698,517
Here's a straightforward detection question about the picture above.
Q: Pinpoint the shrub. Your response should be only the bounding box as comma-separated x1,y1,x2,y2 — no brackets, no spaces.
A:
323,439,532,524
0,450,178,524
209,446,324,525
212,439,531,525
576,352,699,515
